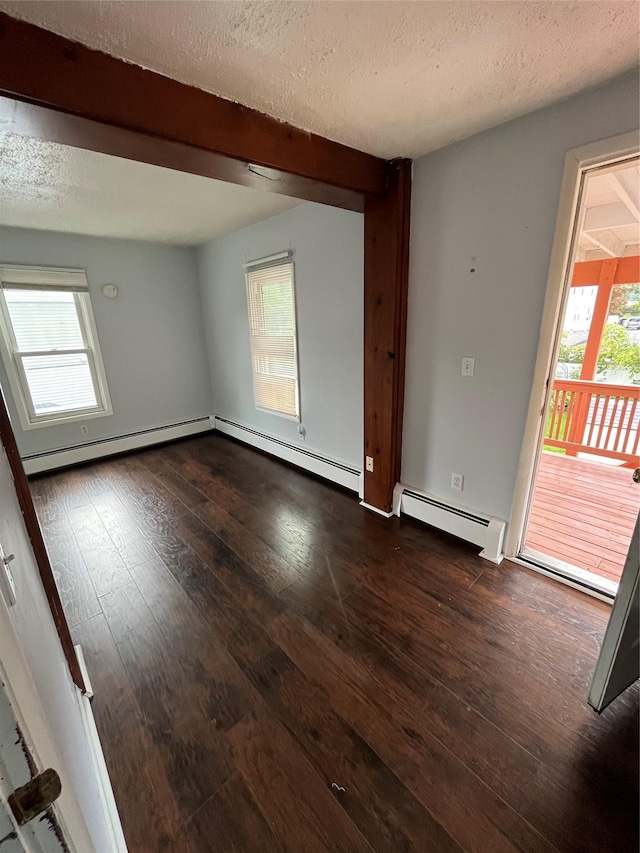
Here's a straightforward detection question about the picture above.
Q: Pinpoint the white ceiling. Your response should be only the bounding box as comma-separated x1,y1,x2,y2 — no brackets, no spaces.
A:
577,162,640,262
0,133,302,244
0,1,637,159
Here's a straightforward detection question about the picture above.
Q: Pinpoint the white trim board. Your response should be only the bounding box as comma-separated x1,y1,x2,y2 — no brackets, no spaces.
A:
214,416,361,493
74,645,127,853
507,131,639,558
508,555,615,604
393,482,506,563
22,418,212,475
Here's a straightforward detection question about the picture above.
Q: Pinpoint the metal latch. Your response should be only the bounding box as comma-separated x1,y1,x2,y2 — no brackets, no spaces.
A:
9,768,62,825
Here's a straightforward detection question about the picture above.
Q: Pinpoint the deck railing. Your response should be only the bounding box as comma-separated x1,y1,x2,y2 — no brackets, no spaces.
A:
545,379,640,465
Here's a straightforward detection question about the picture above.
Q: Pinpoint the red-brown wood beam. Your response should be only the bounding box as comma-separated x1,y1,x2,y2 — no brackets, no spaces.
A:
0,388,85,693
363,160,412,513
0,13,387,211
571,256,640,288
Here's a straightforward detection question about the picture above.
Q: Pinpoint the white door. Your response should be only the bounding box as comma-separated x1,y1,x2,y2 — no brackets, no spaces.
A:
0,681,66,852
589,507,639,712
0,425,126,851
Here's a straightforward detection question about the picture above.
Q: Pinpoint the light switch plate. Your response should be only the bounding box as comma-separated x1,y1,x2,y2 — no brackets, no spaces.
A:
462,357,475,376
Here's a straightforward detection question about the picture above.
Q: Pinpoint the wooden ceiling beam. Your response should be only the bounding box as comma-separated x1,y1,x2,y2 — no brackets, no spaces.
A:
571,256,640,287
0,13,388,210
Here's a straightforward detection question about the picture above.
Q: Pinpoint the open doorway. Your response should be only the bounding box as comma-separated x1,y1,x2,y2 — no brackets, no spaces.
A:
518,153,640,597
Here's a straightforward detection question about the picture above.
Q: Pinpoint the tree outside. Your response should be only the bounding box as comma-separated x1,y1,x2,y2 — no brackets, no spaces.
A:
556,323,640,384
609,283,640,319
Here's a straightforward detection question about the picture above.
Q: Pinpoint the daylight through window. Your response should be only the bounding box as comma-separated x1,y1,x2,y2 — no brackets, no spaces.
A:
0,266,112,429
245,260,299,419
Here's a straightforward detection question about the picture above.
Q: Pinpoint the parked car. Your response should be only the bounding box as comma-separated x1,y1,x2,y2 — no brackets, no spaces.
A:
625,316,640,330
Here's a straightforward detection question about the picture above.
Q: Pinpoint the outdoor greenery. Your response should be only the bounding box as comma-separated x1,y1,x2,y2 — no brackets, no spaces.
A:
557,323,640,382
610,283,640,318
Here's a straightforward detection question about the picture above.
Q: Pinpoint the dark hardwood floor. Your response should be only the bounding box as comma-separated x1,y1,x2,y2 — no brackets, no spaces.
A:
29,434,638,853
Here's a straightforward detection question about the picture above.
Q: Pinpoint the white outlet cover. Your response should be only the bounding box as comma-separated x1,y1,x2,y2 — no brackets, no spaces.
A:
451,473,464,491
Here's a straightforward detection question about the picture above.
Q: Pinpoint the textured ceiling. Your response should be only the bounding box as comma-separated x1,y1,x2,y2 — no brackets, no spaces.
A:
0,2,637,159
0,134,302,244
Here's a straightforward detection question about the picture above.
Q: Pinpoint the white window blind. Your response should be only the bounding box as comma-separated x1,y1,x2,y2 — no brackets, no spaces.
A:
245,260,299,419
0,266,112,429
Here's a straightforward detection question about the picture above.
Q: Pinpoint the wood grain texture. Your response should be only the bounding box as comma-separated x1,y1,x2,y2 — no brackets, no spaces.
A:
363,159,411,511
527,452,638,582
0,14,387,208
31,433,639,852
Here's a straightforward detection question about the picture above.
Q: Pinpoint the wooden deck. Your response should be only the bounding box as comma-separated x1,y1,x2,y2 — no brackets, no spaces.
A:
527,452,639,584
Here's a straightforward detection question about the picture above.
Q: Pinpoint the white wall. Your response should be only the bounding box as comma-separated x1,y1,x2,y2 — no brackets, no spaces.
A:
0,227,213,458
0,444,110,851
403,70,640,522
198,203,364,468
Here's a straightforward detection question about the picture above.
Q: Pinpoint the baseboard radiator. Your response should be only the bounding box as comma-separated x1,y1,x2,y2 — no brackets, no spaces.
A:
392,483,506,564
214,416,362,494
22,417,213,475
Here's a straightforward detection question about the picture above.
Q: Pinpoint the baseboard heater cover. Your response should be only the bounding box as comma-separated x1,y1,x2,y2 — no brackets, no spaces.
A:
393,483,506,563
214,416,361,493
22,417,213,475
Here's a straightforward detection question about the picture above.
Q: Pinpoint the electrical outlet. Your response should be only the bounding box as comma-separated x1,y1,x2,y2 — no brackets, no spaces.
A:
365,455,374,472
461,357,475,377
80,424,89,436
451,473,464,491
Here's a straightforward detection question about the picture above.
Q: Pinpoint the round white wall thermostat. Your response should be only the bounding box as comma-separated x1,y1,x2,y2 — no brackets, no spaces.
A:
102,284,118,299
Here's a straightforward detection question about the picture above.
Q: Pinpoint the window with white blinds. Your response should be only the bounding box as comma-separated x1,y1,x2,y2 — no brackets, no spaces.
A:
245,260,299,419
0,266,112,429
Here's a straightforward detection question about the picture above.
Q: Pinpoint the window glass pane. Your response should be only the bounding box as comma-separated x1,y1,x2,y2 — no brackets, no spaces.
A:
21,353,97,415
246,262,299,417
5,289,84,351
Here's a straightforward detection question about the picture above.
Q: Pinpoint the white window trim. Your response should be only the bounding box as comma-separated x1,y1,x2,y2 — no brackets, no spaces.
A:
0,265,113,430
245,255,301,422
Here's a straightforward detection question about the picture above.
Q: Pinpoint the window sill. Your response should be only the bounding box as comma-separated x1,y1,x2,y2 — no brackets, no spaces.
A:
20,406,113,431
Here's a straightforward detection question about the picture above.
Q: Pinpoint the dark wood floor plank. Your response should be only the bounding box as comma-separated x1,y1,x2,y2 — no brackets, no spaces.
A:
131,555,261,732
246,646,463,852
298,586,634,853
164,441,250,512
172,510,286,625
228,709,373,853
100,581,235,820
72,613,191,853
90,490,158,569
39,514,101,628
29,433,639,853
196,498,302,593
66,503,133,597
188,774,285,853
269,610,557,853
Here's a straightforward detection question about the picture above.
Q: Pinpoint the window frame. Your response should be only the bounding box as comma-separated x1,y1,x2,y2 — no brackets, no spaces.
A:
0,265,113,430
245,257,301,422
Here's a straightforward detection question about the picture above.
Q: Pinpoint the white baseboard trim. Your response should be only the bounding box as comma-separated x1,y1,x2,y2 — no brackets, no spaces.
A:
214,416,361,493
359,501,394,518
74,645,127,853
22,418,213,475
393,482,506,563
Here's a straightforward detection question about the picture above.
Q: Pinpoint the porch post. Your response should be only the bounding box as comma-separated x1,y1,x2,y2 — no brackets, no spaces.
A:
567,258,619,450
579,258,619,381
